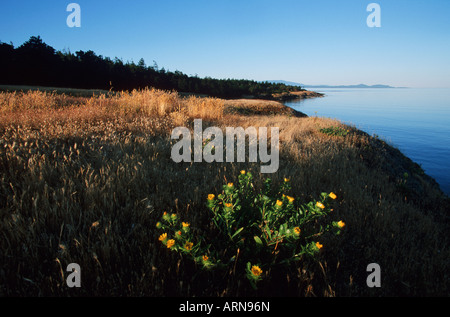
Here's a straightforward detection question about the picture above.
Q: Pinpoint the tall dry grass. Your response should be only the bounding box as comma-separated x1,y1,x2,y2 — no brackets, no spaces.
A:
0,88,449,297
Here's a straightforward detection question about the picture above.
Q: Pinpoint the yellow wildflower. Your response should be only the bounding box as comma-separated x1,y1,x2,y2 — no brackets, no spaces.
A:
182,222,190,228
337,220,346,228
276,200,283,207
166,239,175,249
208,194,215,200
287,196,295,203
284,178,290,182
225,203,233,208
184,241,193,251
227,183,234,187
294,227,301,235
158,233,167,242
316,242,323,250
202,255,209,262
251,265,263,277
329,192,337,200
316,202,325,209
240,170,246,174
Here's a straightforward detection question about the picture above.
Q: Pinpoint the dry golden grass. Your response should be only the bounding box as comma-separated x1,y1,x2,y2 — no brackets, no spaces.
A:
0,88,449,297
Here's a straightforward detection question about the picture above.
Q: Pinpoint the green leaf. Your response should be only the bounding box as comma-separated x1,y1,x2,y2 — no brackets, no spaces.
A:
231,227,244,240
254,235,263,245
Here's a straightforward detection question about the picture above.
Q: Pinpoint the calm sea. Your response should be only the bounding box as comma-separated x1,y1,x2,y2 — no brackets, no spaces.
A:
285,88,450,195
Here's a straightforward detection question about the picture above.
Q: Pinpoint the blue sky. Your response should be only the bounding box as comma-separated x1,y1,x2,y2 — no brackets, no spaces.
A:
1,0,450,88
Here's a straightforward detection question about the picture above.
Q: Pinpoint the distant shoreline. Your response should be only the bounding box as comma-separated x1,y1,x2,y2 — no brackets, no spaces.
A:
267,80,406,89
302,85,406,89
302,85,409,89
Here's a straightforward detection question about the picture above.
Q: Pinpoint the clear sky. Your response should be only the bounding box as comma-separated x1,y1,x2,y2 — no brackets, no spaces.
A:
1,0,450,88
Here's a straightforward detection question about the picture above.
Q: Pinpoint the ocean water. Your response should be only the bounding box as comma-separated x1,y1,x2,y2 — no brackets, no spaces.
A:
285,88,450,195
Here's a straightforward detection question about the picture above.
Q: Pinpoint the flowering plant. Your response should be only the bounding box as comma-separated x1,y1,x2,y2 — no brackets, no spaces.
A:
156,171,344,289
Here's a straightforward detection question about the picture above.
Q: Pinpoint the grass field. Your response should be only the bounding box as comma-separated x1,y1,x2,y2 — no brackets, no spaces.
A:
0,88,449,296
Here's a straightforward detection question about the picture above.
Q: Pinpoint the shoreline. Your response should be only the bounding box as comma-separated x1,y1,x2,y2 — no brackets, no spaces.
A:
226,95,448,198
282,88,450,197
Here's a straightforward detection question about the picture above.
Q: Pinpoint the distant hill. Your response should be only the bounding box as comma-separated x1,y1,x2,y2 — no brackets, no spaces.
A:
267,80,402,89
304,84,397,89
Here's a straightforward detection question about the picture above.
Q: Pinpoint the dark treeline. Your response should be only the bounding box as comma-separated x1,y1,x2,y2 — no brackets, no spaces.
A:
0,36,303,99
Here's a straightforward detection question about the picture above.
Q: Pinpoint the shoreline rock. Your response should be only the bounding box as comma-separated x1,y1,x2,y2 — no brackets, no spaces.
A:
272,90,325,101
223,98,308,117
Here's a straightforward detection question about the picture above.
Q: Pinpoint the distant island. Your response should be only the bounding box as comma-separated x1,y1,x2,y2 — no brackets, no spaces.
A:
267,80,405,89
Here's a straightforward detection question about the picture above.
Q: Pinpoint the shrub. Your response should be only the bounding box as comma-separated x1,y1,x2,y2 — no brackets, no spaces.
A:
319,126,350,137
156,171,344,289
